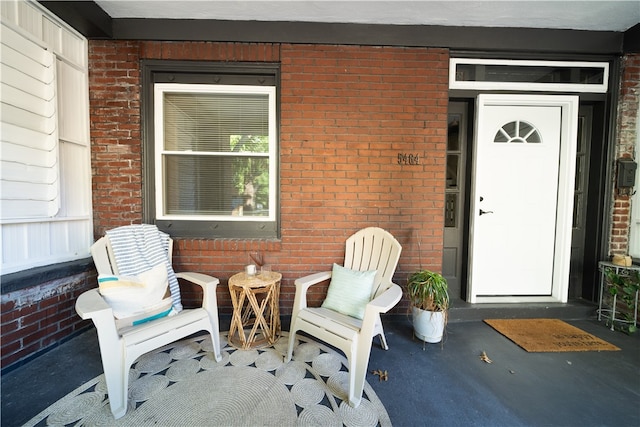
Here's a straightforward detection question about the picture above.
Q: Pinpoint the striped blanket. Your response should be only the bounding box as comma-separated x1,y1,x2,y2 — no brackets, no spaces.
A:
105,224,183,313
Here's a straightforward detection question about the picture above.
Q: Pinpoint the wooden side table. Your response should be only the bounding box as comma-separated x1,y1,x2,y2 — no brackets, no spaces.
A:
228,271,282,350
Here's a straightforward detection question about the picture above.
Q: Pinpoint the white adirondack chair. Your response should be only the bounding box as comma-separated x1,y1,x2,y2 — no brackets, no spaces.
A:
285,227,403,407
76,235,222,419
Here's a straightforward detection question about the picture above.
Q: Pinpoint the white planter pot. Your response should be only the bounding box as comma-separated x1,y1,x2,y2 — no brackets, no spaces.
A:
411,307,445,343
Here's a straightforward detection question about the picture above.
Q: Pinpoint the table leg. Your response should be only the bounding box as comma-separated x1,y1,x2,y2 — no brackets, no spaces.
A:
229,286,249,348
245,286,273,347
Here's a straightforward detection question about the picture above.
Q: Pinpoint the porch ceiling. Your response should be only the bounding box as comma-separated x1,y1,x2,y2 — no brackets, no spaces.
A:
94,0,640,32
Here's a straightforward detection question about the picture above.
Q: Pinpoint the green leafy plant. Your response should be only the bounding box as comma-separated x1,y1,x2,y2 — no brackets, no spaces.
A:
604,269,640,334
231,135,270,211
406,270,450,312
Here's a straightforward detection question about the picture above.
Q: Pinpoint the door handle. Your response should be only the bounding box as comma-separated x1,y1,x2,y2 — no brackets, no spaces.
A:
479,209,494,216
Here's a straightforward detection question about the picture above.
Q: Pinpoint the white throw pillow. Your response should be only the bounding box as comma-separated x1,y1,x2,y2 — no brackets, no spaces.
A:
321,263,377,319
98,263,171,324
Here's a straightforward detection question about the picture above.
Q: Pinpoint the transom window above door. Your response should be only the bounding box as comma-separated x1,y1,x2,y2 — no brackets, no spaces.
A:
449,58,609,93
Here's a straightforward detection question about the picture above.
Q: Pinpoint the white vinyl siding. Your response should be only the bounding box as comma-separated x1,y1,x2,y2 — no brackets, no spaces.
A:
0,0,92,274
1,22,59,218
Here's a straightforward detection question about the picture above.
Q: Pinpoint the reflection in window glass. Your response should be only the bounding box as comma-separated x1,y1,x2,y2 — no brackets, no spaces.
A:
577,117,584,152
573,193,582,229
573,116,587,229
448,114,461,151
574,157,583,191
455,64,605,85
164,155,269,216
446,155,459,189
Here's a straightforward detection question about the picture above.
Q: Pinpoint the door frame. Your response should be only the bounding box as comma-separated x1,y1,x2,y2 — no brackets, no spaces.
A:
467,94,580,303
443,102,470,300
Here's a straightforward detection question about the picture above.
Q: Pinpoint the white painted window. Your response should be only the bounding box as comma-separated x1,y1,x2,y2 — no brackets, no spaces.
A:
1,0,92,274
154,84,277,222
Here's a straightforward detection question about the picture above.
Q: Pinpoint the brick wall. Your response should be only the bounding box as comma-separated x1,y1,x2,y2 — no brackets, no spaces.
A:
89,40,449,314
90,41,143,228
1,272,95,371
609,53,639,256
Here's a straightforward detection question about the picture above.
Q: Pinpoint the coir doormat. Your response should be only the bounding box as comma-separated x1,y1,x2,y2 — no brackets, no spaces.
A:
484,318,621,352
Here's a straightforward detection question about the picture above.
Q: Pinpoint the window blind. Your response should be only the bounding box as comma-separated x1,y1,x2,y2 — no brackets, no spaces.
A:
163,92,269,152
1,22,59,219
156,84,274,219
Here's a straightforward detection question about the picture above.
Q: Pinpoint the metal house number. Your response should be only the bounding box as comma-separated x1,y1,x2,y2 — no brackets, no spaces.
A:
398,153,420,165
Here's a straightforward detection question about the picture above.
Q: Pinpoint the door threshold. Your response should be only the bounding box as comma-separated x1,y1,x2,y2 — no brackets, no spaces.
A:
473,295,564,304
448,299,597,323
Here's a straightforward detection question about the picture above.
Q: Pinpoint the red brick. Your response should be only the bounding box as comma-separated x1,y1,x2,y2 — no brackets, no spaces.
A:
88,40,449,312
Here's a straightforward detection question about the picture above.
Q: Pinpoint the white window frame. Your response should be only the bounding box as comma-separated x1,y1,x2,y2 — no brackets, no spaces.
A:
153,83,277,222
449,58,609,93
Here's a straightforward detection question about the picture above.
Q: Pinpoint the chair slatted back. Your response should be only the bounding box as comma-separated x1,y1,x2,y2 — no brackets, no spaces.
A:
90,236,174,277
343,227,402,298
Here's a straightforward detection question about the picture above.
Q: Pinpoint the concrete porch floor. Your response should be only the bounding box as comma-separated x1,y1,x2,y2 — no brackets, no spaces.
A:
2,301,639,426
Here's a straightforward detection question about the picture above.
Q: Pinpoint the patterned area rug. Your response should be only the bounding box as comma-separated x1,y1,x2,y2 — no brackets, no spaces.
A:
24,332,391,426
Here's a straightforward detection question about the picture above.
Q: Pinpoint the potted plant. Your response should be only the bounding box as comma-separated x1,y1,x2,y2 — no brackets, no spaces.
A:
603,268,639,334
406,270,450,344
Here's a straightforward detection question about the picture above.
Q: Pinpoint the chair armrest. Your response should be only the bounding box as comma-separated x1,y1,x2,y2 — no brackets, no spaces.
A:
76,288,114,320
294,271,332,292
292,271,332,317
175,272,220,315
175,272,219,290
75,289,120,346
360,283,403,338
366,283,403,314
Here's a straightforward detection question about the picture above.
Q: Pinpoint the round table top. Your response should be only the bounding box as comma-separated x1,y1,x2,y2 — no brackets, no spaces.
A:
599,261,639,270
228,271,282,289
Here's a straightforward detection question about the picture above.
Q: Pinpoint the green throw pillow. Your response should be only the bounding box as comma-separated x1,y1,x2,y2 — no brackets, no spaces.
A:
321,263,377,319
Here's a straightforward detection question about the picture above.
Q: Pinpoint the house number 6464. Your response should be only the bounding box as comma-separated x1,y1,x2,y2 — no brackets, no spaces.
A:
398,153,420,165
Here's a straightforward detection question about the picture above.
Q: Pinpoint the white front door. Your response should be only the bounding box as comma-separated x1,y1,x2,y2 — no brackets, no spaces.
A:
468,95,579,303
